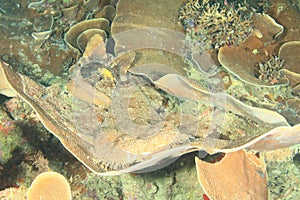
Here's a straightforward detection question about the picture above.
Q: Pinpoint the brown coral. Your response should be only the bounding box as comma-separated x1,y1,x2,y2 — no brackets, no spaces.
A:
195,150,267,199
256,55,285,85
217,13,287,86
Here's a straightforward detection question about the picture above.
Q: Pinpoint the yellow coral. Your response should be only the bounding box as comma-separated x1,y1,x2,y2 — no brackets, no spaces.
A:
27,172,71,200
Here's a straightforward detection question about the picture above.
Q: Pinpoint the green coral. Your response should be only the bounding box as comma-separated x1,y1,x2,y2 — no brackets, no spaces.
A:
179,0,253,50
80,173,122,199
75,154,204,200
19,62,63,86
119,154,204,200
267,152,300,199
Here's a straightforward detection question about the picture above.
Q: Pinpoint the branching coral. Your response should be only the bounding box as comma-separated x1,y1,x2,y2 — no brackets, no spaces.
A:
256,55,285,85
179,0,253,50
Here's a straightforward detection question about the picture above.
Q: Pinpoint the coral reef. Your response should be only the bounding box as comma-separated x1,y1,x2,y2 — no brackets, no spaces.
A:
0,0,299,199
179,0,253,50
74,153,204,200
217,13,285,87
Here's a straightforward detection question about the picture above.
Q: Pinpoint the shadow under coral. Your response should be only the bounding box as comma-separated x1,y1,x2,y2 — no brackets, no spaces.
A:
0,119,87,190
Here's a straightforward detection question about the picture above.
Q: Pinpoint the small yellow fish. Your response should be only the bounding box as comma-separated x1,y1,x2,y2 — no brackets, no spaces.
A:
98,68,114,82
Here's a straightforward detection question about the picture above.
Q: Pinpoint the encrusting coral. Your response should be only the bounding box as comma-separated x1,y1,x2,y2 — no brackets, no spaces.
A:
27,171,71,200
179,0,253,50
